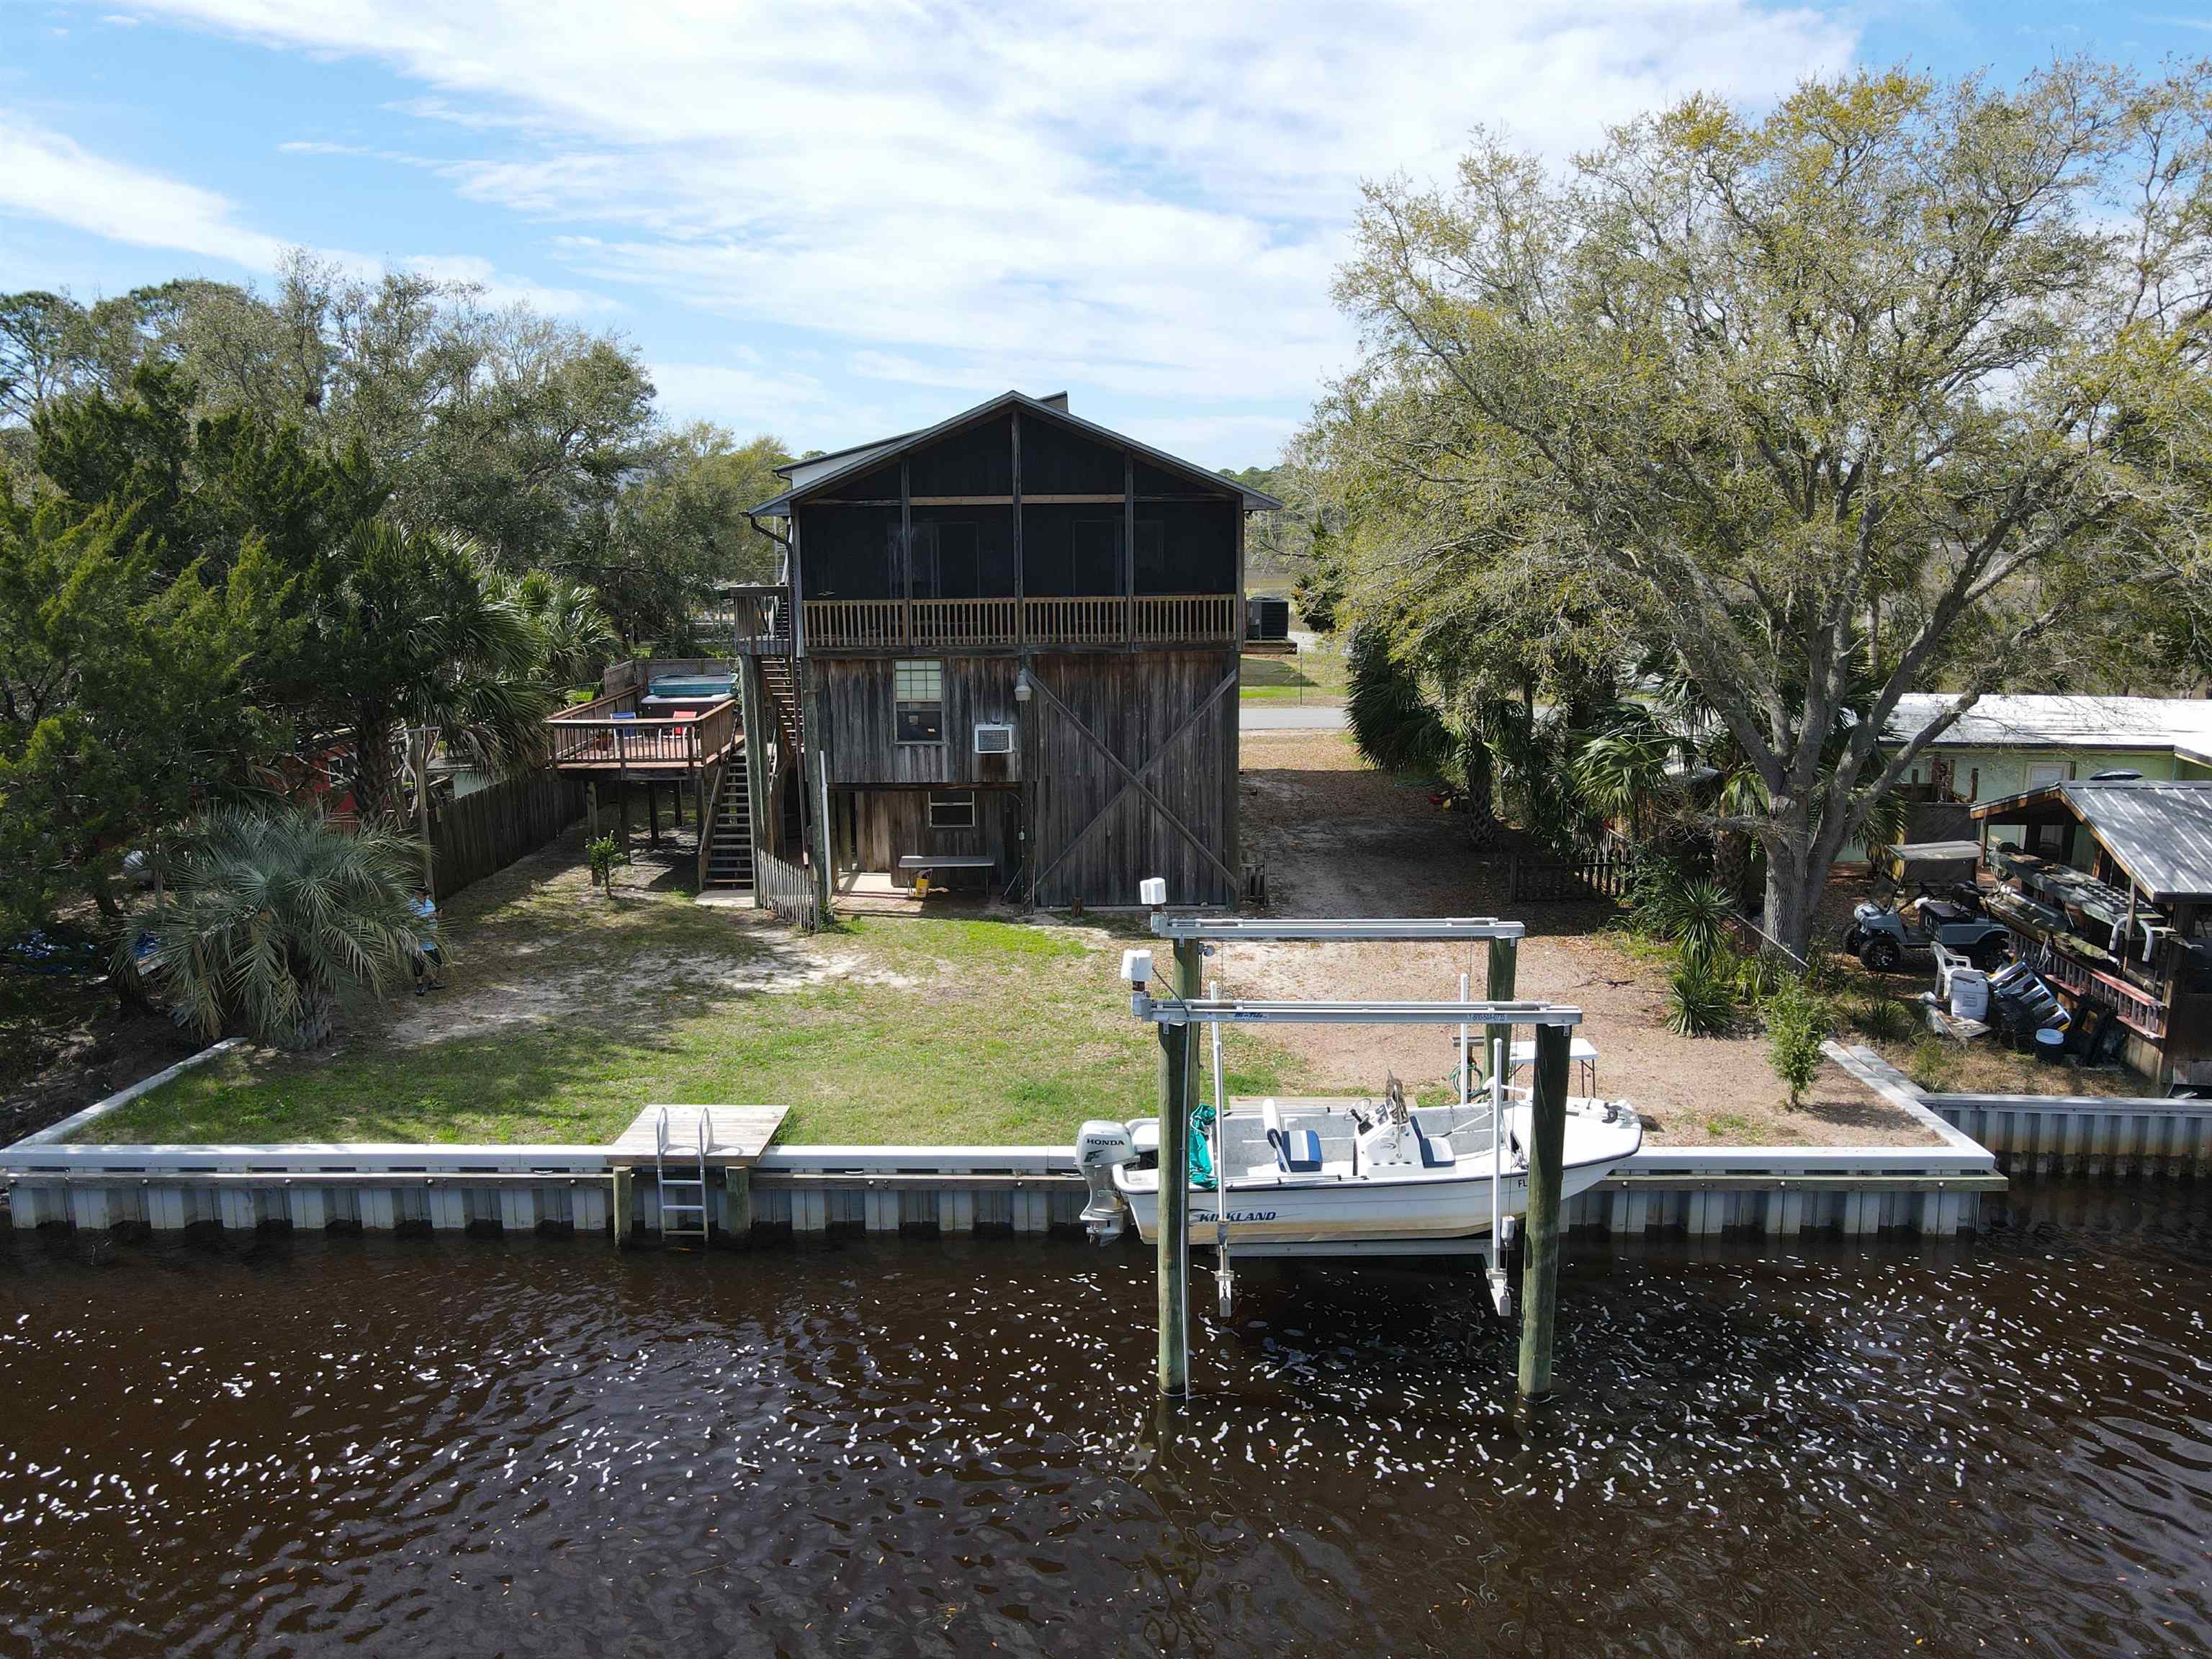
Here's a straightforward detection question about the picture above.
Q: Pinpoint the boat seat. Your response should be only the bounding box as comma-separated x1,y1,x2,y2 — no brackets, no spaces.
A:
1269,1128,1323,1173
1415,1130,1455,1169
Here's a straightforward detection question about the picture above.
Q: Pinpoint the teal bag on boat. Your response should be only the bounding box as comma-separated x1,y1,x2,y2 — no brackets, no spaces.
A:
1188,1104,1217,1190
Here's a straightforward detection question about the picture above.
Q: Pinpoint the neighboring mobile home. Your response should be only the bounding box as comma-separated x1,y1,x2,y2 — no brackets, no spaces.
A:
731,390,1280,907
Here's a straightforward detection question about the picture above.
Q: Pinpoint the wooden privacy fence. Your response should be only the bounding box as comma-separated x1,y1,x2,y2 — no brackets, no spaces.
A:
1507,840,1637,904
429,768,585,896
755,848,822,932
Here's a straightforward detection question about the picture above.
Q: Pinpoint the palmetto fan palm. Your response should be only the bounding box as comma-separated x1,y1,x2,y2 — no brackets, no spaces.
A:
317,518,552,832
136,804,428,1049
514,570,619,691
1571,720,1681,830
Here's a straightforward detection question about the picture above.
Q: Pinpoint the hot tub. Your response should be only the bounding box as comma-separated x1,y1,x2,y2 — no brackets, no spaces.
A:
644,674,735,705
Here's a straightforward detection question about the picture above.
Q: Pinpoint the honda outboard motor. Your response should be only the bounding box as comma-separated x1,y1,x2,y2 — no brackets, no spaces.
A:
1075,1120,1138,1243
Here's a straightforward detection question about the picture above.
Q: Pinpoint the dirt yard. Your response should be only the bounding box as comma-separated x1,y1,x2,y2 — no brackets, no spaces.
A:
1233,732,1941,1147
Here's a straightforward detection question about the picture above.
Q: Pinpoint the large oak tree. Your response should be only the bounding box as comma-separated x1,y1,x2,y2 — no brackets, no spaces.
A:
1316,63,2212,956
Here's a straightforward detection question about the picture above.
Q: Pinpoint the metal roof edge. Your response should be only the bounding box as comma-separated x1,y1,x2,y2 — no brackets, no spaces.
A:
759,390,1287,513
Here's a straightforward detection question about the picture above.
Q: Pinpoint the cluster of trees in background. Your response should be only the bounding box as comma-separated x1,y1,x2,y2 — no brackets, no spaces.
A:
1,255,791,1034
1298,60,2212,959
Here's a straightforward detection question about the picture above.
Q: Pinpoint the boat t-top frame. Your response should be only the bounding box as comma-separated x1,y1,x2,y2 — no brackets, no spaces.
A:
1148,914,1526,943
1130,996,1581,1027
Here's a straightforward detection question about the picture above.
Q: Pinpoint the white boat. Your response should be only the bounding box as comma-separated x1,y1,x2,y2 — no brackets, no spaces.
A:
1077,1085,1642,1254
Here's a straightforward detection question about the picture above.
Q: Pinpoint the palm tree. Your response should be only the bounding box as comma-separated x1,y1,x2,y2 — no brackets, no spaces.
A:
310,518,552,861
135,804,428,1049
514,570,619,692
1571,715,1681,836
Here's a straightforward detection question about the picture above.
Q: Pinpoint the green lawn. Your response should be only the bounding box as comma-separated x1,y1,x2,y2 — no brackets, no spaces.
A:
1240,647,1346,703
102,839,1309,1147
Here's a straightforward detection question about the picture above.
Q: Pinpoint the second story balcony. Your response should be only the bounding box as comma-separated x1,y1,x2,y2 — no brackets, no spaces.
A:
800,592,1237,652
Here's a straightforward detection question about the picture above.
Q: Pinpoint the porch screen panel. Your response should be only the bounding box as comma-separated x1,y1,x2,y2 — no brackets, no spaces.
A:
800,503,902,598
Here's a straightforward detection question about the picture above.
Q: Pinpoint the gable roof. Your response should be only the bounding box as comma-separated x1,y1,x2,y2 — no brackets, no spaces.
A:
1972,779,2212,902
748,390,1285,516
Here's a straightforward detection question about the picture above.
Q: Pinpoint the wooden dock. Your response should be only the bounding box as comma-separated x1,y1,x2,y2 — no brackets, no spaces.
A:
606,1104,787,1166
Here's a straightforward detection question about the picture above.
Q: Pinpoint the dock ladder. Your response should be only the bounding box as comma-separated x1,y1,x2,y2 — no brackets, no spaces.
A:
656,1106,712,1246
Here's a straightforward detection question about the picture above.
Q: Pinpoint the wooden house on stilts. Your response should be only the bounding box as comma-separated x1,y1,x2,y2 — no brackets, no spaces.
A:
720,390,1281,909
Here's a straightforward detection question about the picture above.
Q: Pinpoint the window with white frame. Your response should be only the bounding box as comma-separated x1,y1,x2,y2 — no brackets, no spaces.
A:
895,660,943,745
927,789,976,830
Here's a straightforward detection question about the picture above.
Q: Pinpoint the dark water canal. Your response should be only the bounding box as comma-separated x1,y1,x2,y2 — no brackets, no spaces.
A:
1,1184,2208,1657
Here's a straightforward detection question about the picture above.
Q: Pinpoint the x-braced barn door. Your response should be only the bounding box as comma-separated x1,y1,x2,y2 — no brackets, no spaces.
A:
1025,658,1239,907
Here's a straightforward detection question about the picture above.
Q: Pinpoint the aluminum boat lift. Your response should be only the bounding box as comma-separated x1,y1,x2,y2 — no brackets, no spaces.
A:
1110,907,1593,1405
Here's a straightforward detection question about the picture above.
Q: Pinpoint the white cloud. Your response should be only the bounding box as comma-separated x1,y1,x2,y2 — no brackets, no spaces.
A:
647,360,837,436
397,252,615,317
0,114,287,269
0,115,617,318
37,0,1858,451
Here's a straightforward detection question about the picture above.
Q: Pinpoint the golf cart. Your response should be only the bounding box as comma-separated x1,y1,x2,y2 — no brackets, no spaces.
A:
1842,840,2012,974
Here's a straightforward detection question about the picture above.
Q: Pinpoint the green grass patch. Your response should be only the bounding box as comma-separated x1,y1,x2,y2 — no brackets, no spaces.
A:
99,848,1311,1148
1239,649,1346,703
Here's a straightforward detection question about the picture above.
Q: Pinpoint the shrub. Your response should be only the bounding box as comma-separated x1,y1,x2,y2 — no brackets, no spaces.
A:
135,804,424,1050
1735,951,1784,1006
1667,952,1737,1037
1670,880,1737,966
1853,996,1914,1043
586,835,629,889
1630,858,1692,939
1765,981,1830,1109
1906,1033,1961,1092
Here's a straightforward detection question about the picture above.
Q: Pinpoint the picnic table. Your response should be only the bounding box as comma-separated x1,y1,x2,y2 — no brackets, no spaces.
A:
1452,1035,1600,1095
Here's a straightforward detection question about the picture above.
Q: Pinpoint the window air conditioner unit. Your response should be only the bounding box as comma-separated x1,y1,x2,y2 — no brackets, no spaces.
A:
974,723,1015,755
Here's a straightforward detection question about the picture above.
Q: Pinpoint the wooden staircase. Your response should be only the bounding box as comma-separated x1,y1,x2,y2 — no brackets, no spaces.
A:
703,763,754,890
760,657,803,755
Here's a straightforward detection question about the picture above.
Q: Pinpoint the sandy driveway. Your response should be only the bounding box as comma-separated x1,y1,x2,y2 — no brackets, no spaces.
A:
1233,732,1937,1147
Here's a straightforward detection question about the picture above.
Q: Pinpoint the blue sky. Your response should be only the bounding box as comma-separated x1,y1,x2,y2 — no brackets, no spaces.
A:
1,1,2204,468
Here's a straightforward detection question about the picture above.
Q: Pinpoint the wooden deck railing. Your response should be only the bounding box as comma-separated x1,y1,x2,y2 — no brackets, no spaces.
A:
801,593,1236,651
727,585,792,656
1133,593,1236,643
912,596,1020,647
805,599,907,649
1024,596,1125,644
544,696,739,770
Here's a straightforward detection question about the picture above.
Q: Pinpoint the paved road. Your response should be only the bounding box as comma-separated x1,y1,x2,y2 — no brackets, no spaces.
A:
1240,703,1348,731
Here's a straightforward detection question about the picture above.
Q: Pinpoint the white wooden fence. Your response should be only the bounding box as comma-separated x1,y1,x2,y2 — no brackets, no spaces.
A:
755,848,822,932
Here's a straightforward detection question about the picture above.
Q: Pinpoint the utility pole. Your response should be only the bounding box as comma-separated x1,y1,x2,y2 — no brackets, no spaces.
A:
1518,1020,1569,1398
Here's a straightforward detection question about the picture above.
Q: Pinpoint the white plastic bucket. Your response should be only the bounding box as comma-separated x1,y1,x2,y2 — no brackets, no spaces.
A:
1948,968,1990,1022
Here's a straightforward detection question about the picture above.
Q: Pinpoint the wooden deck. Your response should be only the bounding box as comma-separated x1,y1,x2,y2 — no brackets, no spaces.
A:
545,691,740,775
605,1104,788,1166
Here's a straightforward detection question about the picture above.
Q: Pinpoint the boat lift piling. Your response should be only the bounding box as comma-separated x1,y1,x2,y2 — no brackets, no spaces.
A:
1134,907,1568,1401
1483,936,1518,1316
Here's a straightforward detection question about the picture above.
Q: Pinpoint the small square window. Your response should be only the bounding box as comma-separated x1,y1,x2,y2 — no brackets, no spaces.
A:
895,659,943,745
928,790,976,830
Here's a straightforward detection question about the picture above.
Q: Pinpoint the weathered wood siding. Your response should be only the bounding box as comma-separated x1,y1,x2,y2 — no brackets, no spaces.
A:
814,649,1238,906
810,657,1024,786
838,786,1020,878
1027,649,1238,909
